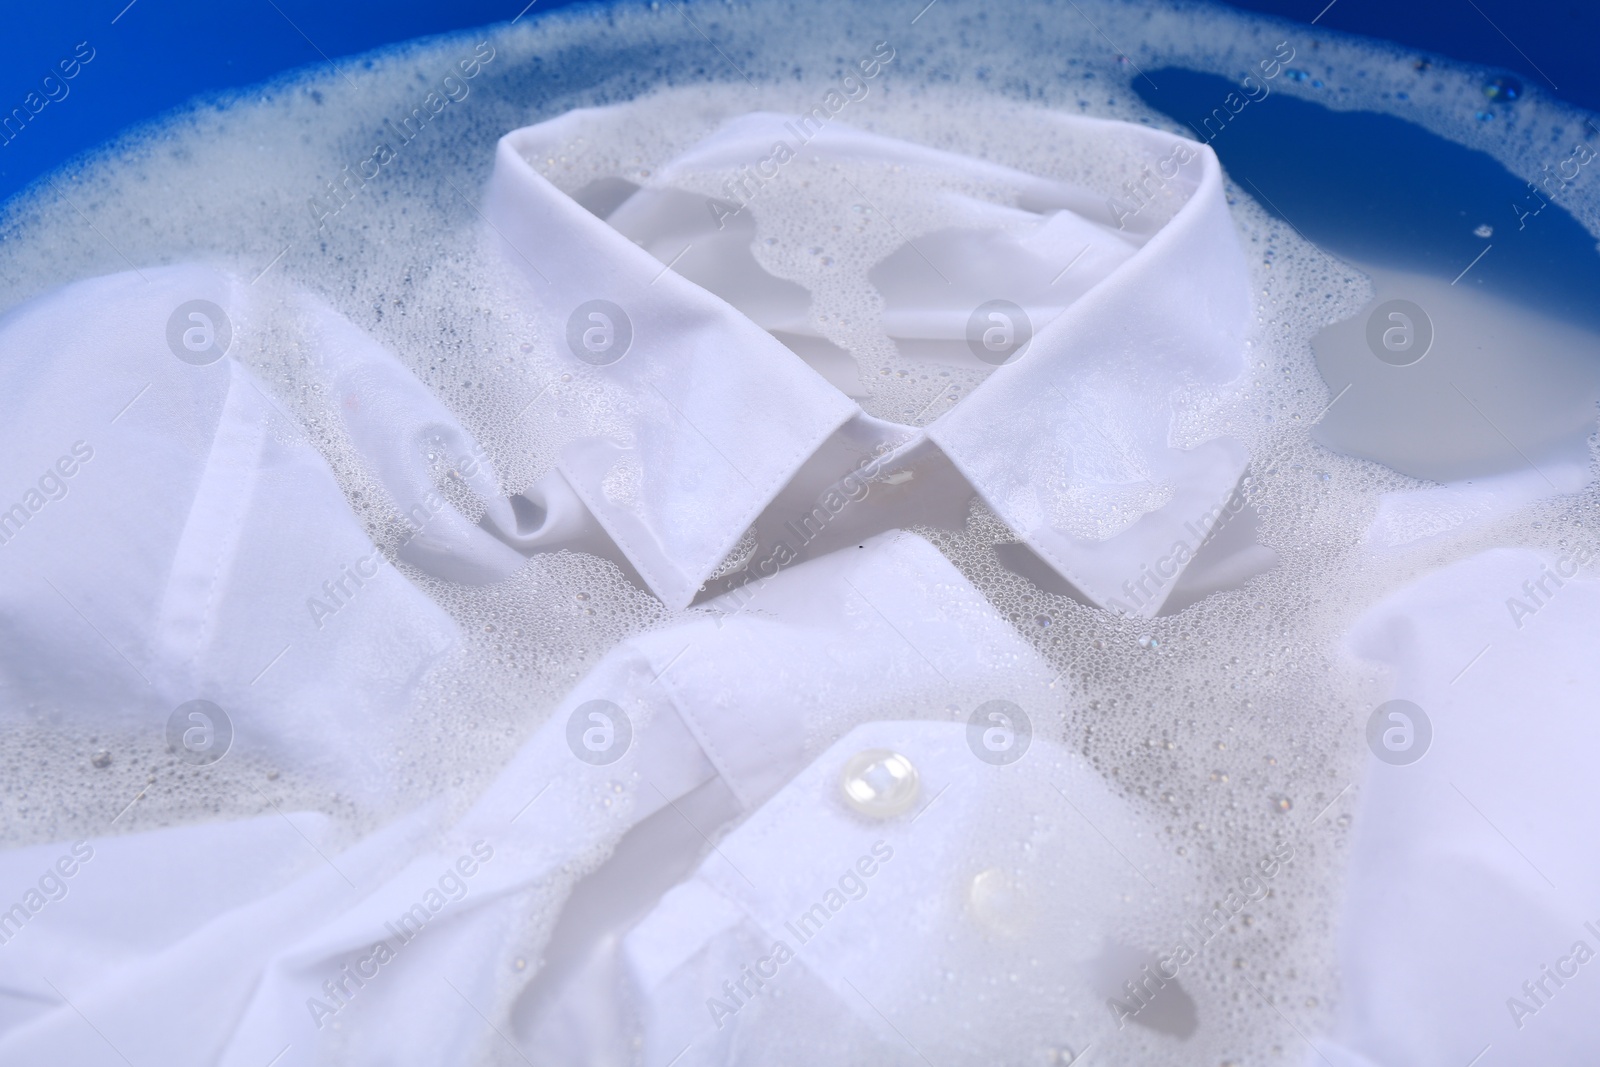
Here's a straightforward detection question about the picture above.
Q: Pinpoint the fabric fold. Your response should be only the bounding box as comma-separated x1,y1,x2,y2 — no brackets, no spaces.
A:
487,121,861,608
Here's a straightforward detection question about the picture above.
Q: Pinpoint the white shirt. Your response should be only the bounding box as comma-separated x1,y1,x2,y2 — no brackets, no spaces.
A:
6,99,1567,1067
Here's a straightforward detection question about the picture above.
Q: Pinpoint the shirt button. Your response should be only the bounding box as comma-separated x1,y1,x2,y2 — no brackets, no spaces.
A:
838,748,920,818
968,866,1030,936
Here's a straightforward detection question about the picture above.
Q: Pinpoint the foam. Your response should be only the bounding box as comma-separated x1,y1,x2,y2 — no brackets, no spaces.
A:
1,0,1597,1062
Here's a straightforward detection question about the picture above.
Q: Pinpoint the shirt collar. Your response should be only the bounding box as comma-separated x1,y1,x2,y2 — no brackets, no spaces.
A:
484,106,1252,616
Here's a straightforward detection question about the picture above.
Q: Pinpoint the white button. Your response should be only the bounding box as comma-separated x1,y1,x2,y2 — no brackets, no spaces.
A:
968,866,1030,937
838,748,920,818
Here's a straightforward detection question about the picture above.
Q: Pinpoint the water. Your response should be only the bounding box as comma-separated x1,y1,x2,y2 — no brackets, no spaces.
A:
1136,67,1600,480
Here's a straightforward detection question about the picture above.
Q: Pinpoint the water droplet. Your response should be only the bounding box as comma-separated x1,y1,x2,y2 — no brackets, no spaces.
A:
1474,223,1493,238
838,748,920,818
1284,68,1309,83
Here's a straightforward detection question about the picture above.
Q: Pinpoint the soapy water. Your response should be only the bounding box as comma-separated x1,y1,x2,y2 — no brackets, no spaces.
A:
0,0,1596,1063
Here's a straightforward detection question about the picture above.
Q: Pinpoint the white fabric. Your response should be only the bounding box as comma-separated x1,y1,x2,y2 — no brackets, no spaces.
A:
532,721,1160,1066
1318,546,1600,1066
0,265,465,799
488,108,1253,614
0,531,1104,1065
296,292,529,584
